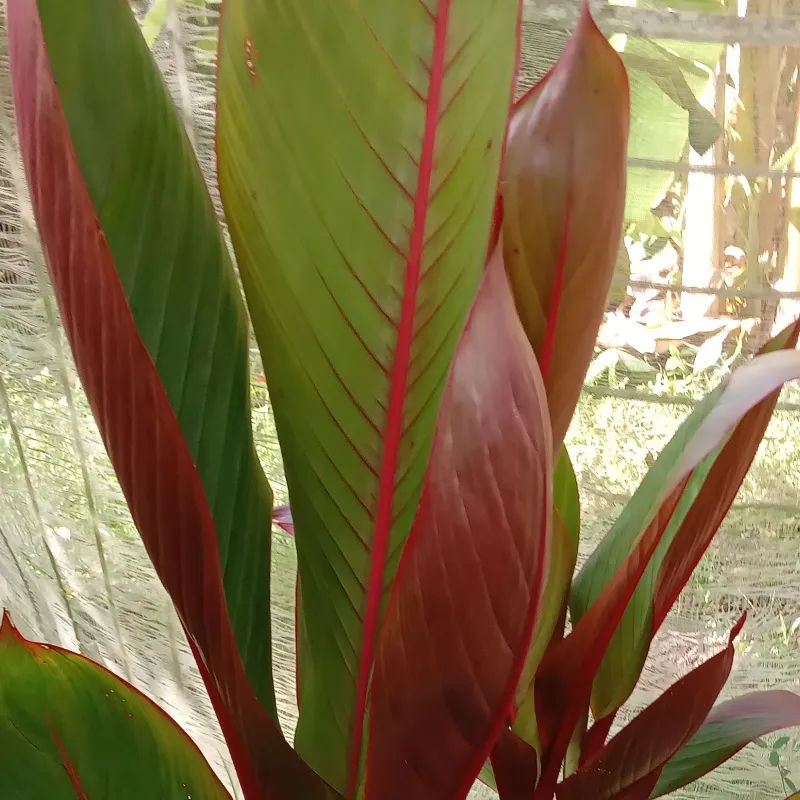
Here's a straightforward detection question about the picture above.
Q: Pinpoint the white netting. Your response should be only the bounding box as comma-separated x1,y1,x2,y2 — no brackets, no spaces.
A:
0,1,799,798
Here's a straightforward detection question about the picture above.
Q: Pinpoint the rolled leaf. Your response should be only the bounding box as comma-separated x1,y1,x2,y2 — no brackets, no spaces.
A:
7,2,331,795
0,612,230,799
652,690,800,798
573,320,800,720
557,615,746,800
532,348,800,798
364,245,552,799
217,0,521,791
503,1,629,449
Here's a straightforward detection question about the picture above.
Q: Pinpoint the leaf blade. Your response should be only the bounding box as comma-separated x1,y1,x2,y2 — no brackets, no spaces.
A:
0,612,230,799
574,321,800,719
364,243,552,799
652,691,800,798
533,348,800,797
217,0,521,789
503,3,629,448
557,615,746,800
6,2,333,794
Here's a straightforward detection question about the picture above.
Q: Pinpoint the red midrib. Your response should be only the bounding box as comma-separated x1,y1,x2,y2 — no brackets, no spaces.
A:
50,725,89,800
347,4,453,795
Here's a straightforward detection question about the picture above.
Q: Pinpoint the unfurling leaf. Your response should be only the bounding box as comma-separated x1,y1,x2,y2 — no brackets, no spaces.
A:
503,1,629,450
364,244,552,800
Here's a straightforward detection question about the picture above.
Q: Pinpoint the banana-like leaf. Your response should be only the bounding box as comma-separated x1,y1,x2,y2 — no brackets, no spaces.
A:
503,2,629,450
363,245,552,799
556,615,746,800
532,348,800,799
652,691,800,798
6,2,333,795
0,612,230,799
216,0,520,791
572,320,800,721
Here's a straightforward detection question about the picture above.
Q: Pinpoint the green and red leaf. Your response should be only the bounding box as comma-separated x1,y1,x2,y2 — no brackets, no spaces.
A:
0,612,229,798
363,244,552,799
217,0,522,791
652,691,800,798
572,320,800,721
486,447,581,795
503,1,629,450
7,1,331,795
556,615,746,800
532,347,800,798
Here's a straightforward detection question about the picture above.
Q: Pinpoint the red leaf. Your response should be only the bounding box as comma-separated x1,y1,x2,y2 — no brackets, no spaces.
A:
364,243,552,799
7,5,333,797
272,504,294,536
503,0,629,450
556,615,746,800
652,689,800,796
532,478,689,799
652,321,800,629
491,728,540,800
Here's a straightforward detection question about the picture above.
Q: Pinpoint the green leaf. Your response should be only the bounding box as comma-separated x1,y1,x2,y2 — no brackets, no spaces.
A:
572,323,800,720
6,1,334,795
216,0,519,791
488,449,579,796
0,612,230,799
775,736,791,750
554,447,581,549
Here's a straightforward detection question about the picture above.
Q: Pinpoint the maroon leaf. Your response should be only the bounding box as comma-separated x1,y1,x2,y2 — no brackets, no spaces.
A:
503,0,629,450
7,3,334,796
556,615,746,800
364,242,552,799
532,479,689,799
652,690,800,797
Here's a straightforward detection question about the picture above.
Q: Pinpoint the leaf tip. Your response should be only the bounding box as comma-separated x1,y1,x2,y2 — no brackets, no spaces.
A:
0,609,25,645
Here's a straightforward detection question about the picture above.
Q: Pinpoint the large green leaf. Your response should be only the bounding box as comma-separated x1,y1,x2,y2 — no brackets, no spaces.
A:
6,1,332,794
217,0,520,791
571,322,800,721
0,612,230,799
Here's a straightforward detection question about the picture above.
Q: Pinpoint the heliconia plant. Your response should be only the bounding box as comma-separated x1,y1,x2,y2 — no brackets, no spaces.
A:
4,0,800,797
